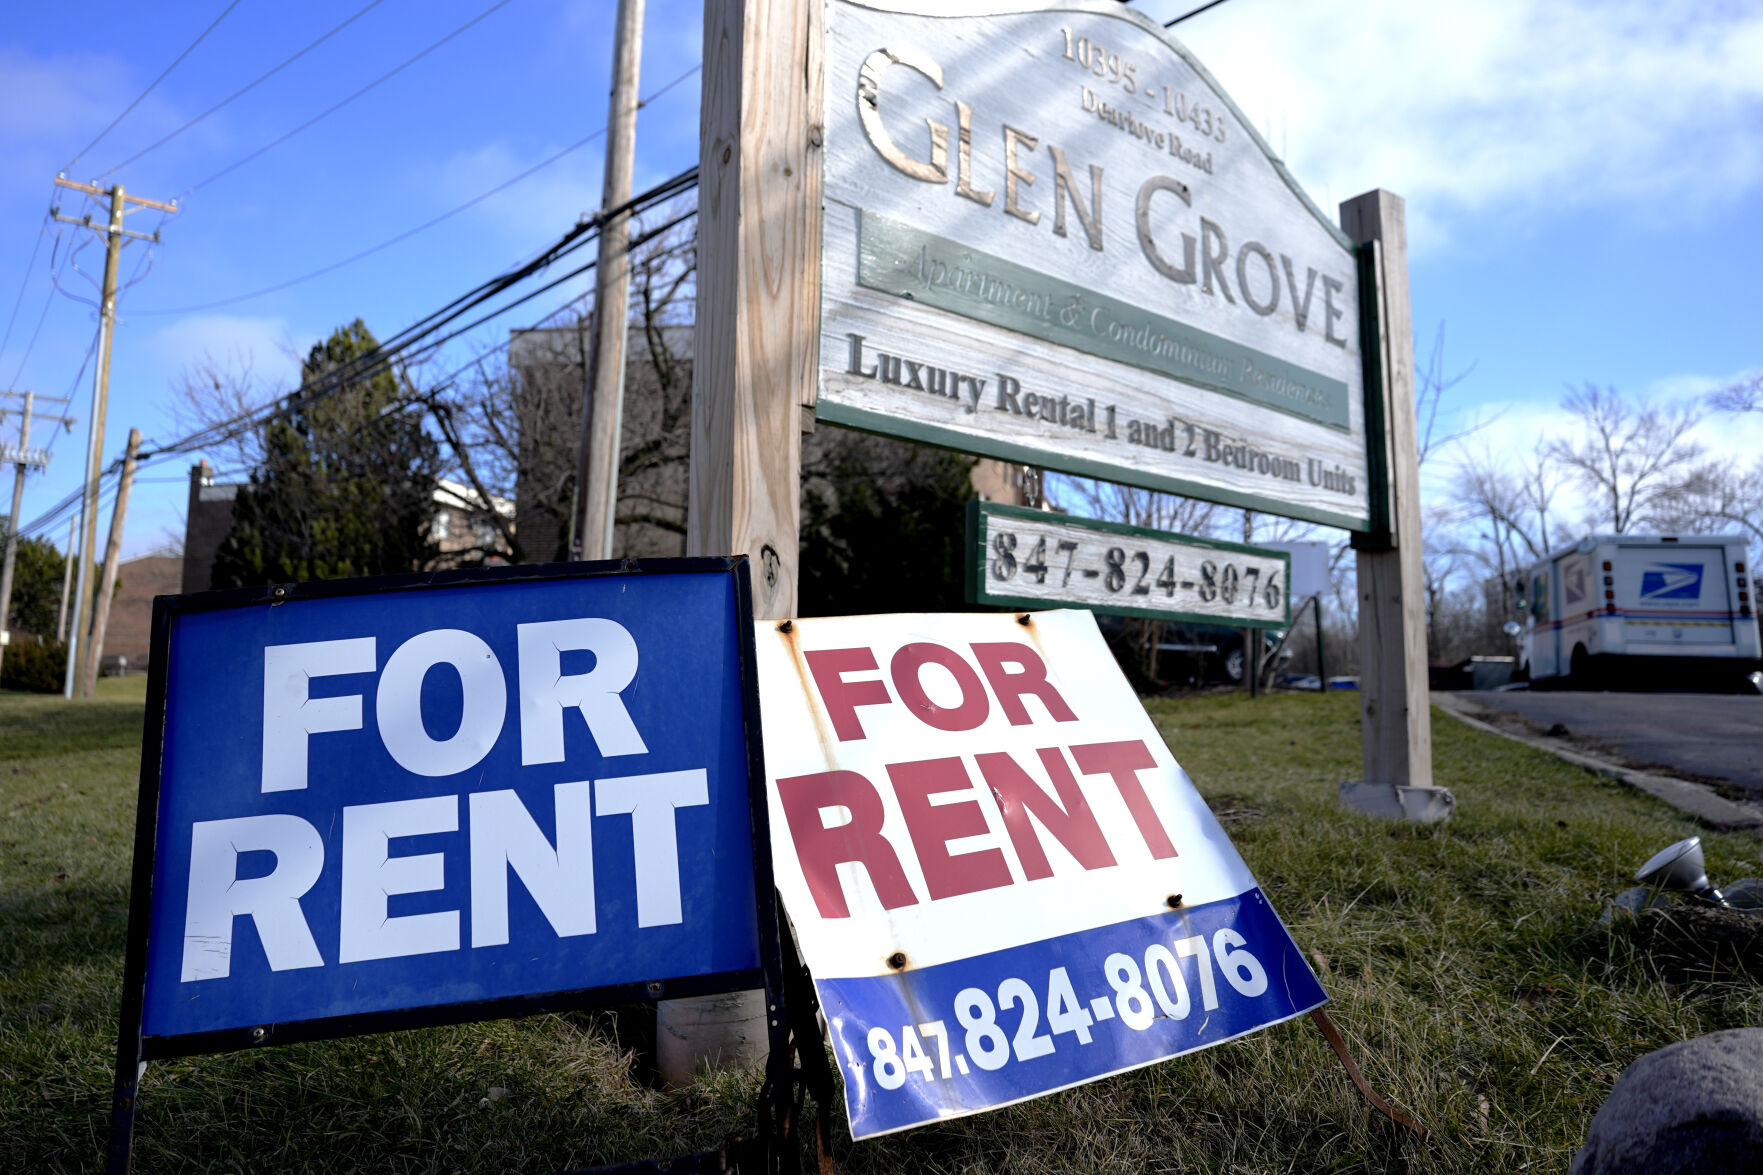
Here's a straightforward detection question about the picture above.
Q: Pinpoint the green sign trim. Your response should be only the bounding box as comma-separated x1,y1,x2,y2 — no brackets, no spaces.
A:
963,501,1293,630
814,398,1373,533
857,210,1351,433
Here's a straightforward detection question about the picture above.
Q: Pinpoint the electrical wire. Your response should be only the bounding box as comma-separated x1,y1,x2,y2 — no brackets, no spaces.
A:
15,167,698,543
65,0,246,171
8,276,56,388
99,0,392,179
0,214,49,361
184,0,520,195
133,63,702,317
139,167,694,464
1165,0,1232,27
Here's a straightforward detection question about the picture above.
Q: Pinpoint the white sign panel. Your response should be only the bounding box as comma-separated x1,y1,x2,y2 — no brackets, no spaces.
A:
969,501,1291,627
1259,540,1331,601
818,0,1372,531
756,609,1324,1137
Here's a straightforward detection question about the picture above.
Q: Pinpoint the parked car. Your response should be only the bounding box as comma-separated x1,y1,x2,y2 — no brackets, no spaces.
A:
1095,615,1291,689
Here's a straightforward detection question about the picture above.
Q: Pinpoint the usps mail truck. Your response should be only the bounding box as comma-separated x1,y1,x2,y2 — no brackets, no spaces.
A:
1517,535,1760,689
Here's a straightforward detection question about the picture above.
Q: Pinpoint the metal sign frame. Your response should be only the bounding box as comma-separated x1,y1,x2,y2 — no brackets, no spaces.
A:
966,500,1293,629
107,556,795,1174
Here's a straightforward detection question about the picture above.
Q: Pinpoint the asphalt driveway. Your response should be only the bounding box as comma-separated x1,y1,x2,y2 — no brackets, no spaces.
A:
1454,690,1763,797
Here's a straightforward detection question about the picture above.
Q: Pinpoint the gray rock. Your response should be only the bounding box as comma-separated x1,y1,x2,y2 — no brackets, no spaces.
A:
1721,878,1763,910
1570,1029,1763,1175
1599,886,1674,927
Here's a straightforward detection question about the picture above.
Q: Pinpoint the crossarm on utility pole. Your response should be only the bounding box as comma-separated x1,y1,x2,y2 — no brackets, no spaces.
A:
54,175,179,213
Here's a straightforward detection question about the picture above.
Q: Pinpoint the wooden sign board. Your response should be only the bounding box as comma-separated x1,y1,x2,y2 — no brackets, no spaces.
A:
817,0,1373,532
967,501,1291,627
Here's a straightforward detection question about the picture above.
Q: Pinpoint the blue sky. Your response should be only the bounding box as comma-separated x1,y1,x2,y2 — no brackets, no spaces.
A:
2,0,1760,558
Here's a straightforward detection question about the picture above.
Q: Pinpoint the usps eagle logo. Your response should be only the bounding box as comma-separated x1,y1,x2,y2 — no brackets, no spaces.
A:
1639,563,1703,601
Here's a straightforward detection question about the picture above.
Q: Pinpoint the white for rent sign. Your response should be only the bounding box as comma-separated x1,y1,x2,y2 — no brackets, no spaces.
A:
756,609,1324,1137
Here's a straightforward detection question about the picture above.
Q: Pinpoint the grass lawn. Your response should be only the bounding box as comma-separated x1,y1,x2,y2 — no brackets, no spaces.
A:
3,680,1758,1173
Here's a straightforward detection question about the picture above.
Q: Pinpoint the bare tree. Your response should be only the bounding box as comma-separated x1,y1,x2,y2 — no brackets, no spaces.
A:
1674,373,1763,543
166,349,283,475
1545,384,1711,533
430,207,697,564
1413,322,1485,466
1710,372,1763,415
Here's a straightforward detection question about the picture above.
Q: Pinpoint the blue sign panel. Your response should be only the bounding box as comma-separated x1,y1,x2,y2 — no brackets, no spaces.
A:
815,891,1324,1138
1640,563,1704,601
134,563,766,1046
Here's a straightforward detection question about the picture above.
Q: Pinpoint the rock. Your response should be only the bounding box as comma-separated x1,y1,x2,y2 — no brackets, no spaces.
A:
1337,781,1455,823
1570,1029,1763,1174
1721,878,1763,910
1599,886,1673,927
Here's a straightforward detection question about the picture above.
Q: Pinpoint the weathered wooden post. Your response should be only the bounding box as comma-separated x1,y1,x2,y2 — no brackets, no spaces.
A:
1341,190,1432,788
673,0,823,1085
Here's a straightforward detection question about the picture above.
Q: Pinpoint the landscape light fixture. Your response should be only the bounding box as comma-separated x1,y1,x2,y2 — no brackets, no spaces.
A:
1634,837,1731,907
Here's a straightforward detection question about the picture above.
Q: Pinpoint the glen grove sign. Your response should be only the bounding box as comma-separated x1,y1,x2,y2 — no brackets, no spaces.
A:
817,0,1374,532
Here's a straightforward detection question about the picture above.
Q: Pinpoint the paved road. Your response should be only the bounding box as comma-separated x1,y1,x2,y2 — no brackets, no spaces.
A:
1455,691,1763,795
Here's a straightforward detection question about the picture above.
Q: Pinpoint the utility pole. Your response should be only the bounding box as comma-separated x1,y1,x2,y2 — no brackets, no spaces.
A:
0,390,75,678
55,517,76,642
50,175,176,698
573,0,646,560
83,428,141,694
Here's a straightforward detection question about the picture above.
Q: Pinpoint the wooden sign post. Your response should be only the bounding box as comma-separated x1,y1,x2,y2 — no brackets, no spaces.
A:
685,0,1433,1085
678,0,824,1087
1341,191,1432,789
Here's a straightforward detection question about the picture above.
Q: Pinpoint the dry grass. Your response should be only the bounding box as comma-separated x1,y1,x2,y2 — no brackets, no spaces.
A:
3,682,1758,1172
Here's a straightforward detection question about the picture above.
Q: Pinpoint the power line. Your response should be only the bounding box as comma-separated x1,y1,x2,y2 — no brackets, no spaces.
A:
144,167,694,463
0,214,49,360
100,0,392,179
15,167,698,543
1165,0,1233,27
8,222,80,385
184,0,520,195
65,0,246,171
133,62,702,317
8,273,56,388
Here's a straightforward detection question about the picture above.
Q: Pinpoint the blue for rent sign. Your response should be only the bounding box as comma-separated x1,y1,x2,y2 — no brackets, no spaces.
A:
120,560,774,1057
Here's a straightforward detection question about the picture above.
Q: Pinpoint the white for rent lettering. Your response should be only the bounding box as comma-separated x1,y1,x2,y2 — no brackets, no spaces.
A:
180,618,706,983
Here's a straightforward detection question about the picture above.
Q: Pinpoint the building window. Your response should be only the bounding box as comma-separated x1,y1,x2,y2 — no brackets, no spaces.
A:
432,510,451,541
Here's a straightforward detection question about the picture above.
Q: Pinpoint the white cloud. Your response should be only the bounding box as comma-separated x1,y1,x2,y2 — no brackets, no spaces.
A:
433,138,608,246
145,313,301,381
1165,0,1763,252
0,46,209,202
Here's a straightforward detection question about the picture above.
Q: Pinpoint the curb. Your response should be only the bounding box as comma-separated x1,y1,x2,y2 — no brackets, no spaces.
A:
1431,692,1763,829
